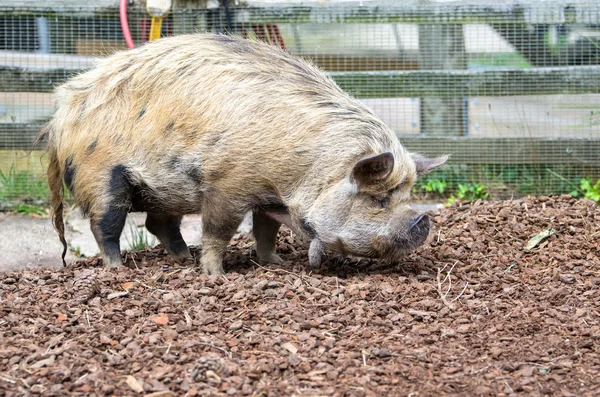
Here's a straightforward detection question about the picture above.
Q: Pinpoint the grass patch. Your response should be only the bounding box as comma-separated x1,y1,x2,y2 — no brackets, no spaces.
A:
125,221,156,251
12,203,48,216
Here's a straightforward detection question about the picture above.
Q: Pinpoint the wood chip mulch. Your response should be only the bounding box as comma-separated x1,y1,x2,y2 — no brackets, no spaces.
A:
1,195,599,396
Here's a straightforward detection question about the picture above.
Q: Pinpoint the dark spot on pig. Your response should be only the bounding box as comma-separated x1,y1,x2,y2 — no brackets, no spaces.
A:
168,156,179,169
130,183,159,213
186,166,203,185
169,157,203,185
103,166,161,215
107,165,134,203
166,121,175,132
64,157,76,194
138,107,146,119
301,217,317,239
87,140,97,154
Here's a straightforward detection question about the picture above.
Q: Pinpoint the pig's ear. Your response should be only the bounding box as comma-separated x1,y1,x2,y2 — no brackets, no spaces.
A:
351,152,394,186
411,153,448,176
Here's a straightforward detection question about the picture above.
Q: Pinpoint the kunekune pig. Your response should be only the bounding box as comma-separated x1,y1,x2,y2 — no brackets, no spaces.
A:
40,33,448,275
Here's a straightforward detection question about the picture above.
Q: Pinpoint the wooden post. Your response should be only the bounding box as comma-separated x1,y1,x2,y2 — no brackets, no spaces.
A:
418,24,468,136
171,0,208,36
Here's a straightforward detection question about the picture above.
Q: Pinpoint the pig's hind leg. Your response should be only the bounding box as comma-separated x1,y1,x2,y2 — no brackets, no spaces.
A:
90,165,134,267
252,210,284,265
145,213,191,259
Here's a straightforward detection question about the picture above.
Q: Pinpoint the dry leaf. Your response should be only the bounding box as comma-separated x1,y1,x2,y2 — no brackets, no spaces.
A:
153,313,169,325
122,281,136,291
125,375,144,393
281,342,298,354
525,228,555,250
57,313,67,322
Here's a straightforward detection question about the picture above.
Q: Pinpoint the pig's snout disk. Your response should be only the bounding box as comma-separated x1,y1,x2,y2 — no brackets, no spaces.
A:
410,214,429,233
408,213,430,245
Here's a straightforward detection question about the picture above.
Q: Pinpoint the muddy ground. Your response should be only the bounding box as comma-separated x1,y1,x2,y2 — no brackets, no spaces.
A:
1,195,599,396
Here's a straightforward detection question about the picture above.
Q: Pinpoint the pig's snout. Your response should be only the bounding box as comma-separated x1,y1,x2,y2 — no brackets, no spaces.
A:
409,214,430,241
386,213,430,255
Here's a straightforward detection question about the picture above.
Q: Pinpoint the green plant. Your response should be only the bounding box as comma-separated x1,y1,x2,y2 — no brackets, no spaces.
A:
12,203,47,216
420,178,447,194
447,183,489,205
572,177,600,202
414,178,447,196
547,170,600,203
125,221,156,251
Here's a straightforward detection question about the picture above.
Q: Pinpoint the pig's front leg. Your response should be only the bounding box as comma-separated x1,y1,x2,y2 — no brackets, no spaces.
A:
200,204,244,275
200,236,229,275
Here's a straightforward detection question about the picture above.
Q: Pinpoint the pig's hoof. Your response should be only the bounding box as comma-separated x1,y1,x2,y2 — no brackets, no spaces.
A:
258,253,284,265
170,246,192,260
172,253,193,265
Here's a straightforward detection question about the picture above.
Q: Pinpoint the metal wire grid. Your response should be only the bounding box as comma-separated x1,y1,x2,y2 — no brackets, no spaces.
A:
0,2,598,203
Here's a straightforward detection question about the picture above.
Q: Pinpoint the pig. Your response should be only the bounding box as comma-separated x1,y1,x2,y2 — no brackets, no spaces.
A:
40,33,447,275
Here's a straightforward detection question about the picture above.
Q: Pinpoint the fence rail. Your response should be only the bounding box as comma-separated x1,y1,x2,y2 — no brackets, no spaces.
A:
3,65,600,97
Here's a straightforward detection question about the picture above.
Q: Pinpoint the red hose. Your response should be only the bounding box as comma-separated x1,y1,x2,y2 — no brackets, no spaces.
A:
120,0,135,49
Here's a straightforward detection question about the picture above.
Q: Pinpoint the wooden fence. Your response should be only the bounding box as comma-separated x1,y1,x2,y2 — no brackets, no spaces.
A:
1,2,599,169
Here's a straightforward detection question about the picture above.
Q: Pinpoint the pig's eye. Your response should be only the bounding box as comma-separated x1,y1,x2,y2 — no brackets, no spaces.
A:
371,195,388,208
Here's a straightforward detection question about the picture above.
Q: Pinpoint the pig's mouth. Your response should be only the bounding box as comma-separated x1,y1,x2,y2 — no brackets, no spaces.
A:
384,235,428,258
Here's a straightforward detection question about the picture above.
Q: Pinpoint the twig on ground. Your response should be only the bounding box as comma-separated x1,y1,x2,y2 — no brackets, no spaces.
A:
436,262,469,310
134,280,170,293
197,342,230,357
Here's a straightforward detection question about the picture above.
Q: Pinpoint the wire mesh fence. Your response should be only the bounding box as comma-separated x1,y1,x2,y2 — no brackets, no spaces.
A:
0,0,599,207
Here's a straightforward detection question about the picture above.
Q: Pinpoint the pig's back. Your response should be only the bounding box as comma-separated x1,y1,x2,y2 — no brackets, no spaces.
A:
47,33,398,211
